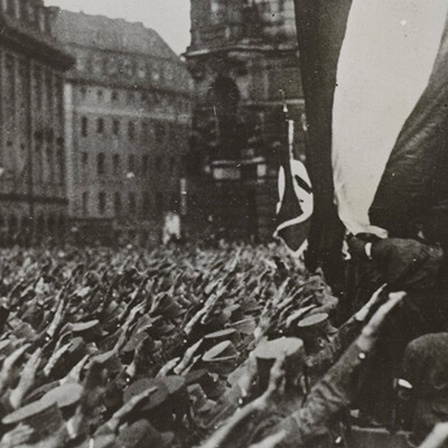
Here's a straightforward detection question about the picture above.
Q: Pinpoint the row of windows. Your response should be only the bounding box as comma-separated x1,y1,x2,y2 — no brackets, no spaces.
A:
80,117,185,143
2,0,51,35
81,152,176,176
76,52,190,88
2,53,63,122
81,191,177,216
0,213,66,240
79,87,191,112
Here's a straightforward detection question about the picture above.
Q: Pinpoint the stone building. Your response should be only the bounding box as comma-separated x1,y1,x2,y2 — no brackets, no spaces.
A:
53,11,194,244
185,0,304,241
0,0,74,244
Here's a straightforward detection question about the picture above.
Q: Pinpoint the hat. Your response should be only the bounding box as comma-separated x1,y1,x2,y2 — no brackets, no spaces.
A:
123,379,167,412
202,340,239,375
123,379,173,431
297,313,334,353
203,329,240,350
227,317,257,335
297,312,330,331
117,420,173,448
2,400,64,445
253,337,305,392
90,349,122,374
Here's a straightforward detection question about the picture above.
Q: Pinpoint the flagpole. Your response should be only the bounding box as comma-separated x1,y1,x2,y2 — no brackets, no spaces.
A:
280,89,295,161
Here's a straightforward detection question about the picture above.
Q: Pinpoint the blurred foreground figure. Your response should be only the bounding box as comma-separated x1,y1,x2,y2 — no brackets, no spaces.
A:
400,334,448,446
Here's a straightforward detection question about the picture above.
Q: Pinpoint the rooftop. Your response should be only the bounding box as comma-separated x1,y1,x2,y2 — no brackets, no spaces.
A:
53,10,179,61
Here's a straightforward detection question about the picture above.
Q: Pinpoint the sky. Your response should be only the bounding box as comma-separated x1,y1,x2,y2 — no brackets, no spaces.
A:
44,0,191,55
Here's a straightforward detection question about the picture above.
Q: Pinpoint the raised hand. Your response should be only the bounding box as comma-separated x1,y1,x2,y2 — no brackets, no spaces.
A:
0,424,33,448
0,343,30,394
9,347,42,409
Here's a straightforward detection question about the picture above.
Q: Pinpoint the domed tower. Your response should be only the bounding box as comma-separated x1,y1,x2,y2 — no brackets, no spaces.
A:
185,0,305,240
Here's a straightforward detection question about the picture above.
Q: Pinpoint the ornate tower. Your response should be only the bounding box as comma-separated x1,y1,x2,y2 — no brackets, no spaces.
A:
185,0,304,240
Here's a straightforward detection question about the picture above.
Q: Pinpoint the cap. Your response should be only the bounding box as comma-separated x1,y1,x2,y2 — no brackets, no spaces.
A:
123,378,173,431
253,337,305,392
123,379,168,413
297,313,330,331
90,349,122,374
227,317,257,335
202,340,238,375
297,313,334,353
203,329,239,350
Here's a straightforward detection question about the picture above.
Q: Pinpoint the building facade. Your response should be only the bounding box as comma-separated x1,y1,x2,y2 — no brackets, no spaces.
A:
185,0,305,241
53,11,194,244
0,0,74,244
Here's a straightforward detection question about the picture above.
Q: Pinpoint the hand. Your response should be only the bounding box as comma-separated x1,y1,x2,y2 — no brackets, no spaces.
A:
0,343,30,393
237,352,258,398
347,236,368,260
0,424,33,448
358,291,406,352
10,347,42,409
265,351,286,398
105,386,157,433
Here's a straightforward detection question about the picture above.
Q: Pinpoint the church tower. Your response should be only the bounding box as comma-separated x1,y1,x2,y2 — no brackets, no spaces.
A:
185,0,305,240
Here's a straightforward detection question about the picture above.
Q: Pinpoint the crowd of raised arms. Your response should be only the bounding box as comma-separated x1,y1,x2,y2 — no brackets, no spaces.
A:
0,242,445,448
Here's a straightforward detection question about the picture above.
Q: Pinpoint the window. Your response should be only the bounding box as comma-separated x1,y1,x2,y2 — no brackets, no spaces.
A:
81,117,88,137
128,121,135,140
127,91,134,104
128,154,135,173
128,193,136,215
114,192,122,216
111,91,119,102
97,153,105,175
82,192,89,215
97,118,104,134
57,148,65,184
155,122,166,143
97,89,103,102
141,121,148,139
113,119,120,135
142,155,149,174
81,152,88,166
113,154,120,175
98,192,106,214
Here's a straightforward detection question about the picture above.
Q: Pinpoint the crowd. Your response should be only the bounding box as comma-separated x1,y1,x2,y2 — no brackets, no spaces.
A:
0,243,335,448
0,242,446,448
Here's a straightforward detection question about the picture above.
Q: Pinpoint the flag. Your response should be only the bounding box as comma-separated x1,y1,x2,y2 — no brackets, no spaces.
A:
274,118,313,256
293,0,448,274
